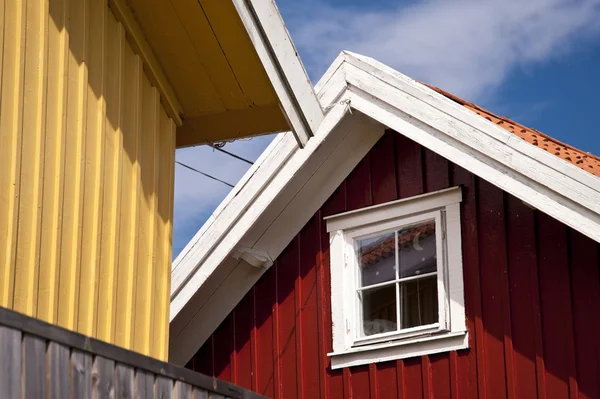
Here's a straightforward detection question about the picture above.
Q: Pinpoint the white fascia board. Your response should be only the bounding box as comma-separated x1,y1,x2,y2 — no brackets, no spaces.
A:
169,111,385,365
170,100,354,323
170,134,297,305
170,53,349,313
340,56,600,243
232,0,323,147
170,133,289,284
314,51,348,93
342,51,600,198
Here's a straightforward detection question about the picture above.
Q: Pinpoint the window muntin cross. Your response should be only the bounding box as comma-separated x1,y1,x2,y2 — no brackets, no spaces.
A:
356,219,439,338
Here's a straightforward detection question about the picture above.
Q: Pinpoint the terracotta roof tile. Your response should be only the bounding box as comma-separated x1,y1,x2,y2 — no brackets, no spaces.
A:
423,85,600,178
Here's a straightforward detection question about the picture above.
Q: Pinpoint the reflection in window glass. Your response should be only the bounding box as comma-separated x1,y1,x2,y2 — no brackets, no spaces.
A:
400,276,438,328
361,285,397,336
357,231,396,287
398,220,436,278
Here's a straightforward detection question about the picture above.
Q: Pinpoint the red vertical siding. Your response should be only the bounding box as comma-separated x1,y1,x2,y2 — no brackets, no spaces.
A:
299,215,322,399
506,196,543,399
477,180,510,398
189,131,600,399
570,230,600,399
234,292,254,390
277,240,300,399
537,214,578,399
452,164,483,399
213,314,234,382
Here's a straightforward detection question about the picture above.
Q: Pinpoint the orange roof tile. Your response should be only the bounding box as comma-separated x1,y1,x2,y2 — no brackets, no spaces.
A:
424,85,600,178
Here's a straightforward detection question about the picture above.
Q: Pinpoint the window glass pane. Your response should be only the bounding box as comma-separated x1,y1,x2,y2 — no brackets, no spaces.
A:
398,220,437,278
361,285,397,336
400,276,438,328
357,231,396,287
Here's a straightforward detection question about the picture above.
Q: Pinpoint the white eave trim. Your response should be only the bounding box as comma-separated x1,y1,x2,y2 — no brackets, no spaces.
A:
170,133,298,304
170,100,356,321
339,51,600,243
232,0,324,147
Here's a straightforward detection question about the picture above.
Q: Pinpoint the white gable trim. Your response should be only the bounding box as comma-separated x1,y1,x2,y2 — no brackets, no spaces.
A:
170,101,361,321
169,110,385,365
169,51,600,366
232,0,323,147
343,52,600,199
170,133,294,300
339,53,600,242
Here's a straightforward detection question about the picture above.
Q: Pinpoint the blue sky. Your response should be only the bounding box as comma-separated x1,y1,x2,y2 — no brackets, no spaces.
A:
172,0,600,258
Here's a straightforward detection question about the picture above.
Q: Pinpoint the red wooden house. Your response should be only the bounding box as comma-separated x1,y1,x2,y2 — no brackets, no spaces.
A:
170,52,600,399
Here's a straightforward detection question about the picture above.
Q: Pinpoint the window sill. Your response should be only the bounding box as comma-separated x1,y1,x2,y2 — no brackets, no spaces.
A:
328,330,468,369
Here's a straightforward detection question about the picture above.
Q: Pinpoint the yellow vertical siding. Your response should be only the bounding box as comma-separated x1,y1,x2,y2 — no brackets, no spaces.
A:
0,0,176,360
153,108,176,360
133,78,160,355
0,0,26,311
37,0,68,326
77,0,106,338
96,11,125,346
13,0,48,316
114,48,142,349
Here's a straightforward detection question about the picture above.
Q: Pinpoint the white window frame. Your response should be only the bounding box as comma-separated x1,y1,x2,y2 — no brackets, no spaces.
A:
325,186,467,369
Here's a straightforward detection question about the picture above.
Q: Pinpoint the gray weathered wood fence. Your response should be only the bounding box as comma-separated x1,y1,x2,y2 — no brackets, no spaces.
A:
0,306,266,399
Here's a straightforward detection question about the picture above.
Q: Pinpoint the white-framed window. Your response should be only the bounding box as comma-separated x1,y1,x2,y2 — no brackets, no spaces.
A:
325,187,467,369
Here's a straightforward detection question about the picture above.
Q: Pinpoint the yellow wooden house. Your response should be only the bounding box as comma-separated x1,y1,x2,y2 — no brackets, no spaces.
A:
0,0,322,361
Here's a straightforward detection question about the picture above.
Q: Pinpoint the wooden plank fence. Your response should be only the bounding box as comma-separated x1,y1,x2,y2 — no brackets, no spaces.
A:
0,306,266,399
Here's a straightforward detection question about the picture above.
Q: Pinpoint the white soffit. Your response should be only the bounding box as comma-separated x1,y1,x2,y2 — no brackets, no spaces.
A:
232,0,324,147
169,50,600,365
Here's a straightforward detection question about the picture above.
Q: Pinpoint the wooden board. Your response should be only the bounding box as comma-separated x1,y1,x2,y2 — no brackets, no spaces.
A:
48,342,70,399
0,308,267,399
155,376,173,399
0,327,21,398
174,381,192,398
93,356,116,398
71,350,93,397
136,369,155,398
22,335,47,399
116,363,135,398
192,388,209,399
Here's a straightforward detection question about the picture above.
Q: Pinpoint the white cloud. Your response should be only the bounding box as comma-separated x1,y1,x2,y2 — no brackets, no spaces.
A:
173,134,275,256
283,0,600,100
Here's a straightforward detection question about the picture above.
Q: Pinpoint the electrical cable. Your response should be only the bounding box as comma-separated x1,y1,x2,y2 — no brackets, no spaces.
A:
209,144,254,165
175,161,235,188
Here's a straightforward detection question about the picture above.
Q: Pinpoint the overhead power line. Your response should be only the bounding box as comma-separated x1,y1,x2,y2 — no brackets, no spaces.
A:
175,141,254,188
209,144,254,165
175,161,235,188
